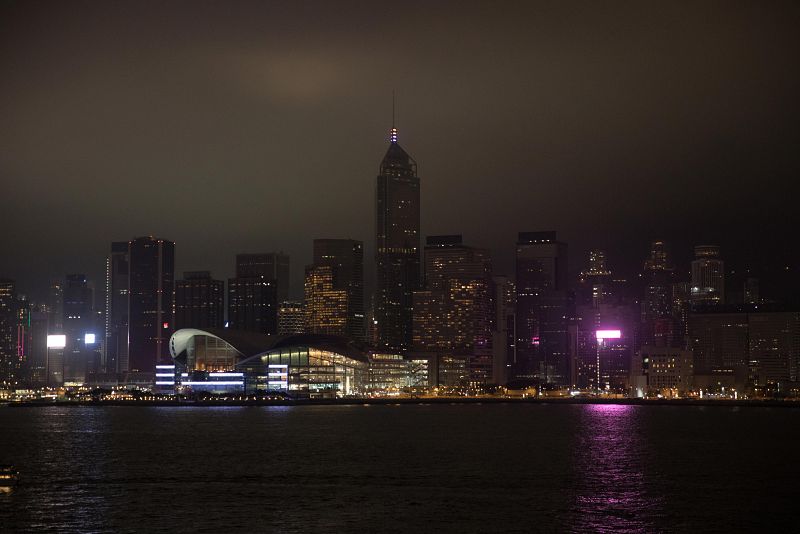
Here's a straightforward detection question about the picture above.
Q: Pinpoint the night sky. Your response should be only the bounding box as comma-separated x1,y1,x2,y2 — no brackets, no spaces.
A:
2,1,798,302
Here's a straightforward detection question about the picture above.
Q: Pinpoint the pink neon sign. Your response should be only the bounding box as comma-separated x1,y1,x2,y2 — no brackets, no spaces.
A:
595,329,622,340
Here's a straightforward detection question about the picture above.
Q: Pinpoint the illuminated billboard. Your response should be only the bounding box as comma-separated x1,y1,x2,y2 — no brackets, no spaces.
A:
47,334,67,348
84,333,96,344
595,329,622,341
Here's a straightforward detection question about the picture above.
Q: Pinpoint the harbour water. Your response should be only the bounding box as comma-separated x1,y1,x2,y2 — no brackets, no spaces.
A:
1,403,798,532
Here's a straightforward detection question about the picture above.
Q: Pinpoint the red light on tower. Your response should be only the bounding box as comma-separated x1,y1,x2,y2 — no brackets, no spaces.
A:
163,322,169,329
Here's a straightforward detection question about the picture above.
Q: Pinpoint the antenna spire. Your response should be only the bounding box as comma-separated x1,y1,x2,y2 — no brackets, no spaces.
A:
390,91,398,143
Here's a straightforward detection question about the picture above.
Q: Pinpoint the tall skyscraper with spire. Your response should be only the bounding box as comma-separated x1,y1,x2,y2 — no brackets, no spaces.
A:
375,124,420,351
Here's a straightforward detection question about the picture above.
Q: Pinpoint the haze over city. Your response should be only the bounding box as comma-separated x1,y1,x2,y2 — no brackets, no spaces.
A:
2,1,798,302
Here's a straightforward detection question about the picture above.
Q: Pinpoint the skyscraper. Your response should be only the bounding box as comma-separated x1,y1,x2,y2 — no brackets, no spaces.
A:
691,245,725,306
641,240,676,347
228,254,279,334
235,252,290,301
312,239,365,341
175,271,224,330
375,126,420,351
515,231,569,385
412,235,493,382
127,236,175,375
63,274,94,384
0,279,18,386
105,241,129,374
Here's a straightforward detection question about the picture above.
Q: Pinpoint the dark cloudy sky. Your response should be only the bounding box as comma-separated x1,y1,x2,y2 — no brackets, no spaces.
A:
1,0,798,302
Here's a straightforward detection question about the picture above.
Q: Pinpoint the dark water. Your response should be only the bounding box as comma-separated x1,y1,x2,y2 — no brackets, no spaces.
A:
1,404,798,533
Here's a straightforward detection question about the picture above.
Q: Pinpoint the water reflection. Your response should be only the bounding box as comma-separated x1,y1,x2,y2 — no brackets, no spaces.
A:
570,404,662,533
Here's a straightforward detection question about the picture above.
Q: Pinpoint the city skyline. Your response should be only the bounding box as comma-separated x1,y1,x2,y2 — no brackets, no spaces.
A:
2,1,799,303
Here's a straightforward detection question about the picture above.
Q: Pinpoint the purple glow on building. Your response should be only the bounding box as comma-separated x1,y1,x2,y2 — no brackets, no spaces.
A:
595,329,622,341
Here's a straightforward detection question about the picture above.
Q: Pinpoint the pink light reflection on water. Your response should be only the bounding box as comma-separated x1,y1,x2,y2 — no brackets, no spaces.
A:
569,403,663,532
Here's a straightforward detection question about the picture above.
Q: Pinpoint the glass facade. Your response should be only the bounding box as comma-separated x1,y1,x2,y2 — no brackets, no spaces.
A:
242,347,367,398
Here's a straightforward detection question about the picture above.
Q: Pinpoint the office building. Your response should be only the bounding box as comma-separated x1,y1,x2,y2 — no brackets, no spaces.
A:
313,239,365,341
228,254,279,335
278,300,305,335
175,271,224,330
375,126,421,351
105,241,129,374
304,265,348,336
633,346,694,397
235,252,290,301
412,235,493,383
127,236,175,375
63,274,94,384
515,231,569,386
691,245,725,306
0,280,18,386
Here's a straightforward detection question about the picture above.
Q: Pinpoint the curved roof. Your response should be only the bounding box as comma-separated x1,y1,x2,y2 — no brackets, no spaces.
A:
169,328,369,364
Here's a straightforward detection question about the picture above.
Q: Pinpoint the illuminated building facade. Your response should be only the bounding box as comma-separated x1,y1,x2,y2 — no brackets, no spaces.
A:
312,239,365,341
691,245,725,306
128,236,175,375
375,127,421,352
491,275,516,385
412,235,493,383
0,280,18,386
515,231,570,386
634,346,694,396
175,271,224,330
278,300,305,335
304,265,348,336
169,328,369,398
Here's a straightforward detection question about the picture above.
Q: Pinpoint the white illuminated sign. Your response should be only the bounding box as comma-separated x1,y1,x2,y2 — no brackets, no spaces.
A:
47,335,66,348
84,333,96,344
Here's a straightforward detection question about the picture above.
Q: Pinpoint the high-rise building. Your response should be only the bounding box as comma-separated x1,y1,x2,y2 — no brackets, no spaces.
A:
47,281,63,333
63,274,94,384
491,275,516,385
278,300,305,335
412,235,493,382
375,126,420,352
105,241,129,374
691,245,725,306
641,240,676,347
128,237,175,375
27,305,49,387
0,280,18,386
235,252,290,301
175,271,224,330
577,249,613,307
515,231,569,386
228,254,278,335
304,265,348,335
313,239,365,341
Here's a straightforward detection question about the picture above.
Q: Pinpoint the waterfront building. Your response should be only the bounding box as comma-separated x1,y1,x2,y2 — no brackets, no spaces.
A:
175,271,224,330
168,328,369,397
633,346,694,397
62,274,95,384
641,240,676,347
491,275,516,386
412,235,493,383
514,231,569,386
128,237,175,376
105,241,129,374
375,126,421,352
0,280,17,386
